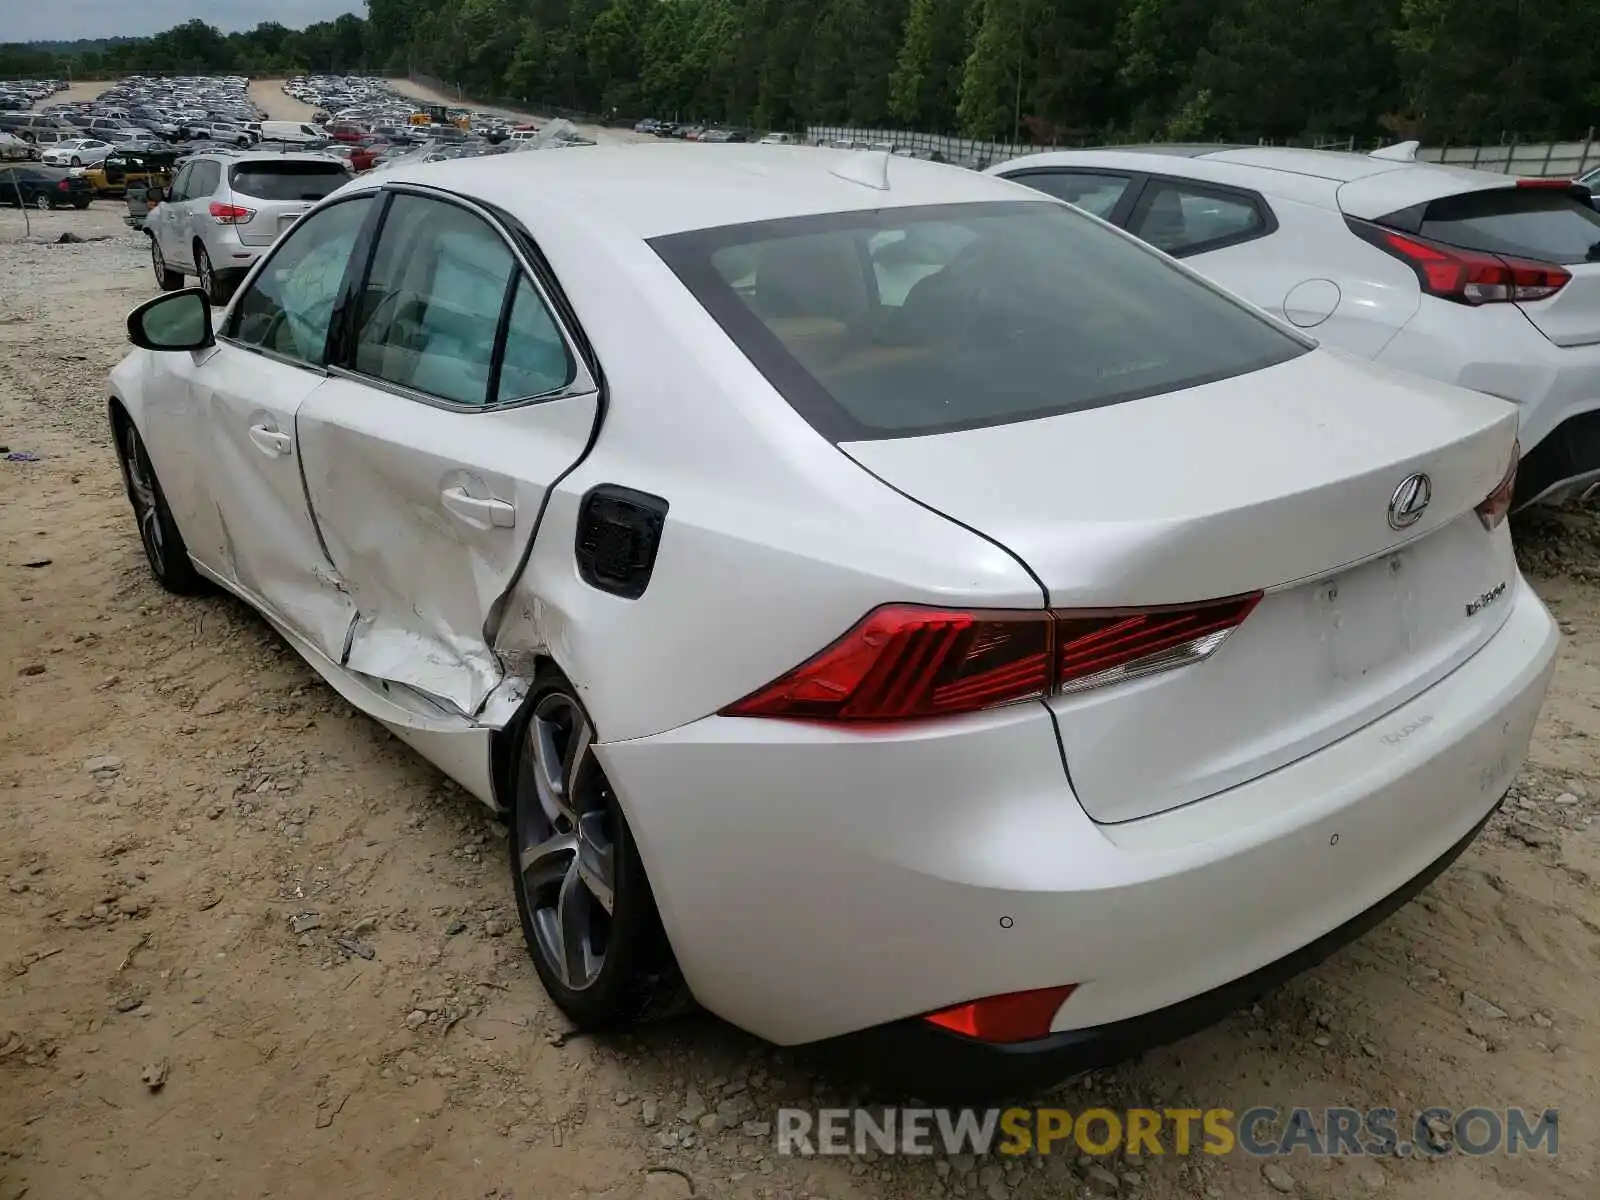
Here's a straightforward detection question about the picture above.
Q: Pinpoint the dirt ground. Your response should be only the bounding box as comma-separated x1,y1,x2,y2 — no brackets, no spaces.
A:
3,149,1600,1200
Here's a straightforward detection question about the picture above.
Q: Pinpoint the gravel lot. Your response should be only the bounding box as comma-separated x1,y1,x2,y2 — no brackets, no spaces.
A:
3,102,1600,1200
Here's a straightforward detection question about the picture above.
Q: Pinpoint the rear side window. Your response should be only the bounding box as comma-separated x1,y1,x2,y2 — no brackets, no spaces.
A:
1004,170,1135,220
1129,180,1270,256
1417,189,1600,265
230,161,349,201
188,160,221,196
652,200,1307,440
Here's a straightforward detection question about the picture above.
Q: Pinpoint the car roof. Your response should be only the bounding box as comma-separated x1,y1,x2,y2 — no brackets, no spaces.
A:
371,144,1028,239
993,144,1519,217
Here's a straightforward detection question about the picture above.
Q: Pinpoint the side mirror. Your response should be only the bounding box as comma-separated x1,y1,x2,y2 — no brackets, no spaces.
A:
127,288,214,352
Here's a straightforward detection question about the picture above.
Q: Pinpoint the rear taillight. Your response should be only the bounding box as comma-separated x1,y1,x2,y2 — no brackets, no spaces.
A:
208,200,254,224
1054,594,1263,695
721,594,1260,722
1476,441,1520,531
1347,217,1569,304
56,179,69,191
922,985,1079,1044
720,606,1053,721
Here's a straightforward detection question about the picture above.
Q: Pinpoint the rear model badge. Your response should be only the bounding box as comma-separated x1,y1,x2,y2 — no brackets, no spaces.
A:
1387,473,1432,530
1465,580,1508,617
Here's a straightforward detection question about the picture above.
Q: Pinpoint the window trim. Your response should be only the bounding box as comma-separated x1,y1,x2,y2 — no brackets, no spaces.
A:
999,167,1149,226
326,181,594,415
217,191,382,373
1123,174,1279,258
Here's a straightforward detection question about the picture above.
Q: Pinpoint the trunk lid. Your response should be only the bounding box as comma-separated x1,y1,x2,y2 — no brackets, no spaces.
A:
227,159,350,247
1353,176,1600,349
1514,263,1600,348
843,349,1521,823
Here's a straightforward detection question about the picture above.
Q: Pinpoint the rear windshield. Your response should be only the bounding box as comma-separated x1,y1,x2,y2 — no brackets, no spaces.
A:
651,200,1307,439
1419,189,1600,265
229,161,349,201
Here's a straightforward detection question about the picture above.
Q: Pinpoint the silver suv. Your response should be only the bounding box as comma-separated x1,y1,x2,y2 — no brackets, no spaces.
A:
147,150,352,304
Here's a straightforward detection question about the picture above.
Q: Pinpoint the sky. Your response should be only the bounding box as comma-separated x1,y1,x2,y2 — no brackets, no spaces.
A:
13,0,363,43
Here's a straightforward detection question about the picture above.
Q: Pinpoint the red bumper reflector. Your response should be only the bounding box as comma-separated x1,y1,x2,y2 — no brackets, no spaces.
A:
921,984,1079,1044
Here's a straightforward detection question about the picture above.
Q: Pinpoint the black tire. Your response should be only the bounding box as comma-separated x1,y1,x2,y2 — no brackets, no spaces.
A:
508,675,687,1029
151,238,183,291
70,156,81,167
114,416,206,595
72,198,90,210
194,244,236,306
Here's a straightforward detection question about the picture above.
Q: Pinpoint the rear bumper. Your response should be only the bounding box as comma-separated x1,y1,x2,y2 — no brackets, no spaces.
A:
598,582,1557,1056
823,796,1501,1100
1513,408,1600,508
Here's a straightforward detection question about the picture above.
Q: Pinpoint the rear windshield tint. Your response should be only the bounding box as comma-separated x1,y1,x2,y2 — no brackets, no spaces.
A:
651,200,1307,440
1419,189,1600,265
229,161,349,201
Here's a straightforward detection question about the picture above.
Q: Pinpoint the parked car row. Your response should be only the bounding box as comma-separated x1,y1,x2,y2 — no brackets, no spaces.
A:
0,78,67,111
109,143,1559,1098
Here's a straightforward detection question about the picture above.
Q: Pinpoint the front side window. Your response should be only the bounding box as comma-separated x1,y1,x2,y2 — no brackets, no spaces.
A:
352,194,517,406
229,195,373,365
653,200,1307,440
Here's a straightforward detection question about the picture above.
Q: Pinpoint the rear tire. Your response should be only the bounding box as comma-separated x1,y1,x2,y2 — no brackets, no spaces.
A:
507,675,688,1030
194,244,236,306
114,416,206,595
151,238,182,291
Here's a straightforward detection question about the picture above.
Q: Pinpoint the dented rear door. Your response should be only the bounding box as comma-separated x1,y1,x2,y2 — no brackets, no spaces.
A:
294,190,599,716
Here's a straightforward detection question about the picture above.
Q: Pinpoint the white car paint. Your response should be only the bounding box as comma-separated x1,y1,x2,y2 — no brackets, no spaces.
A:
108,146,1559,1071
989,146,1600,506
40,138,111,167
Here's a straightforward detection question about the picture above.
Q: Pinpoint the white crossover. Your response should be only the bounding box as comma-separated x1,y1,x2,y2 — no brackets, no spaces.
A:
990,144,1600,509
107,145,1558,1097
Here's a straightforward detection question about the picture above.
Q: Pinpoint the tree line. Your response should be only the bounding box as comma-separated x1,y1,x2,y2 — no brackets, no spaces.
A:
6,0,1600,144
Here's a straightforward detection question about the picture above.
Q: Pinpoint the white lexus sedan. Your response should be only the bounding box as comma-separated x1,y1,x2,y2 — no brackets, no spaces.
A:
108,145,1558,1096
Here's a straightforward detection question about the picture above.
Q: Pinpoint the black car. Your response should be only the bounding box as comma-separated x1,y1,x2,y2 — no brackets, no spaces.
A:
0,164,95,209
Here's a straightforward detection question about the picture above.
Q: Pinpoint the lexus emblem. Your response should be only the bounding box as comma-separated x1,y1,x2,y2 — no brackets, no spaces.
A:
1388,473,1432,530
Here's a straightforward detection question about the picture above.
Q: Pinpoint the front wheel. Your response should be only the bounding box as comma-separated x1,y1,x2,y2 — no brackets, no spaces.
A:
70,156,81,167
115,418,205,595
508,680,686,1029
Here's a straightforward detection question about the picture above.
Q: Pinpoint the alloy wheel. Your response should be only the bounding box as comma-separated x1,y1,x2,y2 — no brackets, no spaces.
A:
122,425,165,575
515,692,616,992
33,194,49,211
197,250,213,300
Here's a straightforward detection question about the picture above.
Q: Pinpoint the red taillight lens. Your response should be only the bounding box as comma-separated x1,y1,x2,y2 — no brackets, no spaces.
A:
57,179,70,191
922,984,1079,1044
1476,441,1520,531
208,200,254,224
721,605,1053,721
1347,218,1569,304
1055,594,1262,695
722,594,1261,722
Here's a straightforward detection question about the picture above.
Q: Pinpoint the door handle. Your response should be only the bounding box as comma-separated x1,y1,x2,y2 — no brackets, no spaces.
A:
441,486,516,529
247,424,292,456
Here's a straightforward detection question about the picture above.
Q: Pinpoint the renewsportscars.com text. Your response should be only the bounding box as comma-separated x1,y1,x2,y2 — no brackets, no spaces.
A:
776,1106,1558,1158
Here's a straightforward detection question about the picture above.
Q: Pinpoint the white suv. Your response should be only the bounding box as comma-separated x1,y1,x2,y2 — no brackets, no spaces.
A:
991,145,1600,508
